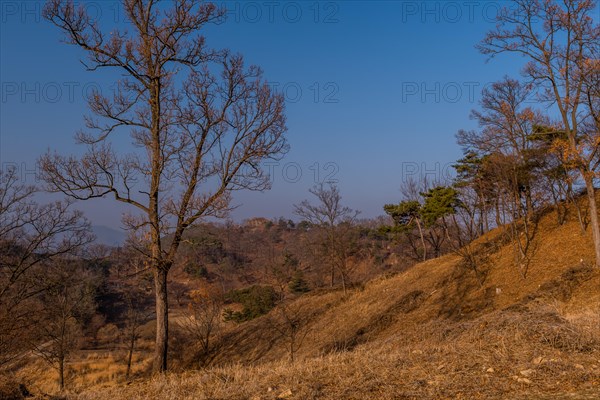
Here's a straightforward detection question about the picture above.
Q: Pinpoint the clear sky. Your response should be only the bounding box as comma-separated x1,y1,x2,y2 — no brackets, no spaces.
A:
0,1,547,230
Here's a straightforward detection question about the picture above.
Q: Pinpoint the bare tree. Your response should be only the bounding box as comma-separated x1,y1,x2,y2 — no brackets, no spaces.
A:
331,224,361,294
479,0,600,265
31,261,98,391
269,302,311,363
0,168,92,367
177,289,223,367
104,246,153,381
41,0,288,372
121,299,149,381
294,183,359,293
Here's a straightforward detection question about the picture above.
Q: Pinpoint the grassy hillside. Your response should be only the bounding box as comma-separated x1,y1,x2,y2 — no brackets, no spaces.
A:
193,203,600,370
10,199,600,399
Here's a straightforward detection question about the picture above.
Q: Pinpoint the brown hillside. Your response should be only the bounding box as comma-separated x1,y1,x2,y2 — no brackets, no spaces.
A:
25,197,600,399
201,202,600,370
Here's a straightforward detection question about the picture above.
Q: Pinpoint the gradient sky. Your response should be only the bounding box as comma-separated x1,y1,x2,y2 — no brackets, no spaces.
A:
1,0,571,230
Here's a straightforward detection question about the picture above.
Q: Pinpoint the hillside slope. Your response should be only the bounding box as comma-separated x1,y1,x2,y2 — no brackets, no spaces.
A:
63,202,600,398
203,205,600,367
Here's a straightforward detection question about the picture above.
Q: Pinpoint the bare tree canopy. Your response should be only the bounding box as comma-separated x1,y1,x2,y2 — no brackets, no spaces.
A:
294,183,359,227
0,168,93,366
294,184,360,293
40,0,288,372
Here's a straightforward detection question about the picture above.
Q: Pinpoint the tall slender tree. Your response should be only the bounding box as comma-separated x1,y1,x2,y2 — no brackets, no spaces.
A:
41,0,288,372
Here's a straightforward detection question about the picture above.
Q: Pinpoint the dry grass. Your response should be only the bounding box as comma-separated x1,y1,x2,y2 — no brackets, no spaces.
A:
10,195,600,399
71,305,600,400
12,349,154,396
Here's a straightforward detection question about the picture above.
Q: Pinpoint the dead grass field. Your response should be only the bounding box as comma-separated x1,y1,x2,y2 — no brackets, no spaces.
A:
5,197,600,399
68,303,600,400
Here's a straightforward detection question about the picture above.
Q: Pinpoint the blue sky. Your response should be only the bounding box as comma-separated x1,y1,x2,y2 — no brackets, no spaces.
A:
1,1,538,229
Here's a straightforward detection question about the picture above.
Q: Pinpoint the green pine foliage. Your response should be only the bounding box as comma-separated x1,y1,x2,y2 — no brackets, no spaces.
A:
420,186,461,227
223,285,278,323
383,201,422,231
288,271,310,293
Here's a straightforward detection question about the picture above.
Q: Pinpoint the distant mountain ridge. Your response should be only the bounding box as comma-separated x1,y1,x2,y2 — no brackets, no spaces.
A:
91,225,126,247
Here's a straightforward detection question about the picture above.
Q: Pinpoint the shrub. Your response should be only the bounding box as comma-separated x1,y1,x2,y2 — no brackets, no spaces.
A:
184,263,209,278
223,285,278,322
288,271,310,294
97,323,120,346
0,375,29,400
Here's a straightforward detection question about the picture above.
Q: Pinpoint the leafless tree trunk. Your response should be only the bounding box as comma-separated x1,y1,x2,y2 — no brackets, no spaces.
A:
153,267,169,371
123,292,146,381
584,173,600,259
414,217,427,261
110,249,151,381
125,339,135,381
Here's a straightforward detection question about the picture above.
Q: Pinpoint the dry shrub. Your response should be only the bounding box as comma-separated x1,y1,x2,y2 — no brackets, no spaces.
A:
441,305,600,355
0,374,28,400
533,265,596,302
96,324,120,347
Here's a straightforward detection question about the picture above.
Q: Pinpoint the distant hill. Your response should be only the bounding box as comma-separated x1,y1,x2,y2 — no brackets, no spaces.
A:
91,225,127,247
